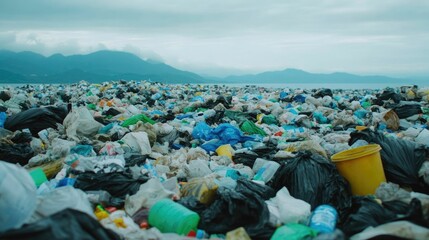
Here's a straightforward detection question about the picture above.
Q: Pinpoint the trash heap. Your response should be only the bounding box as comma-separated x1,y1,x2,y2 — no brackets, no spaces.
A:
1,81,429,240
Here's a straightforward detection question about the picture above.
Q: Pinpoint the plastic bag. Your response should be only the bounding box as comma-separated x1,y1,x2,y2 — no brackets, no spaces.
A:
0,161,37,232
393,103,422,119
375,90,402,105
0,142,34,165
416,129,429,147
340,197,428,236
63,106,103,141
181,177,219,205
269,152,352,221
0,209,120,240
0,111,6,128
125,178,174,216
4,105,68,136
185,178,275,239
240,120,267,136
313,88,333,98
121,132,152,155
270,187,311,224
349,221,429,240
192,122,254,149
381,109,399,131
121,114,155,127
74,171,149,199
349,129,429,193
32,186,94,220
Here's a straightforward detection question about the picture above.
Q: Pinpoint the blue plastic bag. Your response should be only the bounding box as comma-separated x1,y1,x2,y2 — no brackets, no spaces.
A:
0,112,6,128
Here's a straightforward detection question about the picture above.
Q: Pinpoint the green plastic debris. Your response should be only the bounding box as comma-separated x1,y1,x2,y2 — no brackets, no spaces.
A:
361,101,371,109
225,110,251,124
86,103,97,110
183,107,196,113
270,223,318,240
240,120,267,136
121,114,155,127
196,107,208,112
262,115,278,125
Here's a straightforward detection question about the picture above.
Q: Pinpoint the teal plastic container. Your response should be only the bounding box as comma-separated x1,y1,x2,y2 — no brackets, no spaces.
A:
29,168,48,188
149,199,200,235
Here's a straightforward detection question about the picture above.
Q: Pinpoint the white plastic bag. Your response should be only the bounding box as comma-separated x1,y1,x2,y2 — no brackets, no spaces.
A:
416,129,429,147
32,186,94,220
63,106,103,141
125,178,174,216
0,162,37,232
275,187,311,224
121,132,152,155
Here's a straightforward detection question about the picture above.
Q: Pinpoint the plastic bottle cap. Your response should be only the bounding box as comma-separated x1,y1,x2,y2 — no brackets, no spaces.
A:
196,229,206,239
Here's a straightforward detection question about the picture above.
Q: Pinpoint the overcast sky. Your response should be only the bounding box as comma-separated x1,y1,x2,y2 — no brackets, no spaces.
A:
1,0,428,77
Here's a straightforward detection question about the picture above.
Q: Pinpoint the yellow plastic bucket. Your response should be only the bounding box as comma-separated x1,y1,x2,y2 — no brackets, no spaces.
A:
331,144,386,196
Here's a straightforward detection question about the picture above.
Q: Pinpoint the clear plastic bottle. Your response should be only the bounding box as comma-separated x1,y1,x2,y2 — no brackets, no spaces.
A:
309,205,338,234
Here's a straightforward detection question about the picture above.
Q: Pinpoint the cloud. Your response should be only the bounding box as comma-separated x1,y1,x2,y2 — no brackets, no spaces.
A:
0,0,428,77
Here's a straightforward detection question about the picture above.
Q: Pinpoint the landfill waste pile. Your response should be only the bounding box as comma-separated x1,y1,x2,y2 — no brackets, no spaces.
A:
1,80,429,240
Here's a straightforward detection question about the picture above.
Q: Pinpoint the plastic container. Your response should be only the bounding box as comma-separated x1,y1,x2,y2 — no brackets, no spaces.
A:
270,223,317,240
148,198,200,235
331,144,386,195
309,205,338,233
253,161,280,183
29,168,48,188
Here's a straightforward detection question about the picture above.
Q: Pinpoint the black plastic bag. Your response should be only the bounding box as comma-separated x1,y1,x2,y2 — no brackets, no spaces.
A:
196,178,275,239
205,111,225,126
233,152,259,167
374,91,403,106
4,105,69,136
269,152,352,221
224,110,254,124
104,108,121,117
74,172,148,199
0,143,34,165
202,96,231,109
0,90,11,101
349,129,429,193
341,197,396,236
178,196,208,214
0,208,120,240
313,88,333,98
393,104,422,119
10,131,33,144
124,153,147,167
340,197,428,236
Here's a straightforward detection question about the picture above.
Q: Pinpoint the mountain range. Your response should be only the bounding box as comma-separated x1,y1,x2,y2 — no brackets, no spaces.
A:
0,50,411,84
0,50,203,84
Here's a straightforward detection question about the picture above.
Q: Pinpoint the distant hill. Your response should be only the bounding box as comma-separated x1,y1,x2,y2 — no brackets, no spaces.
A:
0,50,417,85
215,68,406,84
0,50,205,84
